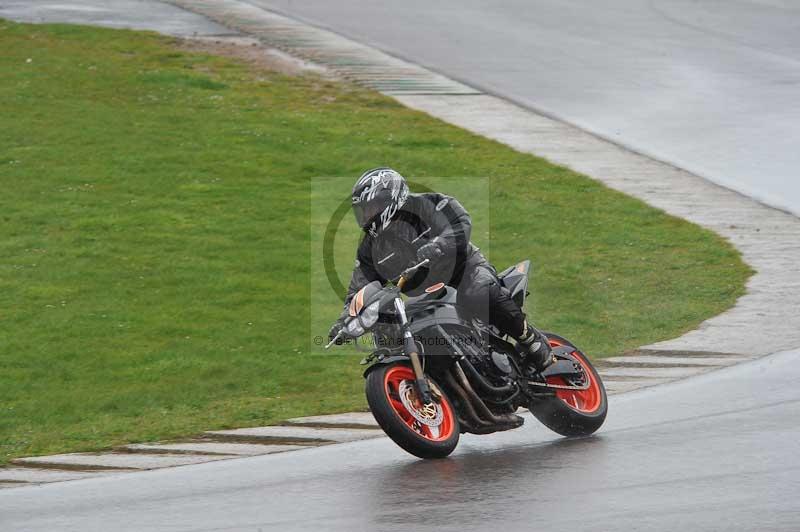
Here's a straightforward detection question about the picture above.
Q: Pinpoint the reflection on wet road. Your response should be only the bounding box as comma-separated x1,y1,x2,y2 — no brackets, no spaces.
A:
2,350,798,531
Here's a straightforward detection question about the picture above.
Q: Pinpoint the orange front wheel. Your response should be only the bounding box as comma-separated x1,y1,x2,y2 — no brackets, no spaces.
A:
366,363,460,458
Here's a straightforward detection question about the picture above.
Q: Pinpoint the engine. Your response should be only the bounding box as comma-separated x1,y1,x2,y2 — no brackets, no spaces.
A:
454,332,515,386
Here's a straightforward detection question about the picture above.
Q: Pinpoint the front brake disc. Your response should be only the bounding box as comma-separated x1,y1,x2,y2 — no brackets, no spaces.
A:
398,380,443,427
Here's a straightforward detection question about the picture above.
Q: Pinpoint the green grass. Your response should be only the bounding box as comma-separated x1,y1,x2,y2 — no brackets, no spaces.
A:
0,21,751,464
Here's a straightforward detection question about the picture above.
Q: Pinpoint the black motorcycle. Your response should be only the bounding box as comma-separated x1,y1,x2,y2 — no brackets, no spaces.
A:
327,259,607,459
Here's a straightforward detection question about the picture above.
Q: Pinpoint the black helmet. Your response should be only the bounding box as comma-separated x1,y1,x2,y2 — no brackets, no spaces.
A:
351,167,409,234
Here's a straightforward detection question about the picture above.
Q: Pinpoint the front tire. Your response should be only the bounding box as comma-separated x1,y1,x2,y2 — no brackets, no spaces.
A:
365,363,459,459
529,334,608,437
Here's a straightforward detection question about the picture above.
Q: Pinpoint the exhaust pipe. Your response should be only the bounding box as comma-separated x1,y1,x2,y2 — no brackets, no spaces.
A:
443,370,491,428
458,357,516,396
453,363,520,426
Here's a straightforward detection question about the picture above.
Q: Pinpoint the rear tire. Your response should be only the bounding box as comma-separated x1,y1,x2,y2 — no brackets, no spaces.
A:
529,333,608,437
365,363,459,459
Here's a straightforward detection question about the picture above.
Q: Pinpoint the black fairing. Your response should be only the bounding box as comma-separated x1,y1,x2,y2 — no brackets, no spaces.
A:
405,284,457,307
404,258,533,340
405,286,468,333
497,260,531,308
373,261,532,358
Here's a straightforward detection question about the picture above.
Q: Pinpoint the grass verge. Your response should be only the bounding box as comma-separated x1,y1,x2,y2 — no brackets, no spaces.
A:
0,21,751,464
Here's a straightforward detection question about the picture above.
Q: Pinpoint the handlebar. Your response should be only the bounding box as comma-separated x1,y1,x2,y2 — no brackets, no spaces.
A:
324,331,342,350
395,259,430,290
325,259,430,349
400,258,430,277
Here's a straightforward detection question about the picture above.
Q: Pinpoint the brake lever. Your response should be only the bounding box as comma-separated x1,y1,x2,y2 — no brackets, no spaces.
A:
394,259,430,283
324,330,343,350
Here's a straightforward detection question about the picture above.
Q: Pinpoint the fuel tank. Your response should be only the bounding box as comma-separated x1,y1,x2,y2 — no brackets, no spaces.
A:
404,286,469,333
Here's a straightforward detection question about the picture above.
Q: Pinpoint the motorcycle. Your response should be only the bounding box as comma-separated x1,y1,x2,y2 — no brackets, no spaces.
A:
327,259,607,459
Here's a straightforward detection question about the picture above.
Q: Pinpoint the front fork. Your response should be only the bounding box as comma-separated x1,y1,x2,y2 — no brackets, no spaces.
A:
393,297,433,404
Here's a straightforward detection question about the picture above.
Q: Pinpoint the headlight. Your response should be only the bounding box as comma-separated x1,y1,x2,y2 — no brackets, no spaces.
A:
359,301,381,329
345,318,365,337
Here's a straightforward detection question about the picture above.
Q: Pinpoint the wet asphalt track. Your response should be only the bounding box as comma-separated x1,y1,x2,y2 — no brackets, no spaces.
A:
2,2,800,530
1,349,799,531
253,0,800,217
0,0,233,36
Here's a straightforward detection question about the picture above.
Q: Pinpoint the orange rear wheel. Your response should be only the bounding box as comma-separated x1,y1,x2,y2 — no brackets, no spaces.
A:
546,339,603,414
529,334,608,437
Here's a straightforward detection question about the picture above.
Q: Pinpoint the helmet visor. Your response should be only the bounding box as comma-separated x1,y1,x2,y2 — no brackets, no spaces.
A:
353,199,385,230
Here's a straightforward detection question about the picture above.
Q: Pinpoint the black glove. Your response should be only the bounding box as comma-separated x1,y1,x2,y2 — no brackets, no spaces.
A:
328,319,346,345
417,240,445,262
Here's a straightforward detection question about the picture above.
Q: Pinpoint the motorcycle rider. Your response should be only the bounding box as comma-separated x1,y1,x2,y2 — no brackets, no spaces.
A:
328,167,554,375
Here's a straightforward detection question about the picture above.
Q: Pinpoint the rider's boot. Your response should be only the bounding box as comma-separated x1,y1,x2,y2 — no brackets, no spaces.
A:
517,322,556,375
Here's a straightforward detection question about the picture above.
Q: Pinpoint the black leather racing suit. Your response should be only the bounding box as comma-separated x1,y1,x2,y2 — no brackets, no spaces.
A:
341,192,527,339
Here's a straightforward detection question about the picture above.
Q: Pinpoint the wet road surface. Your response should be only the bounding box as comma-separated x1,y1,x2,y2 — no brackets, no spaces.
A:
2,3,799,530
253,0,800,216
0,0,234,36
2,349,798,531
